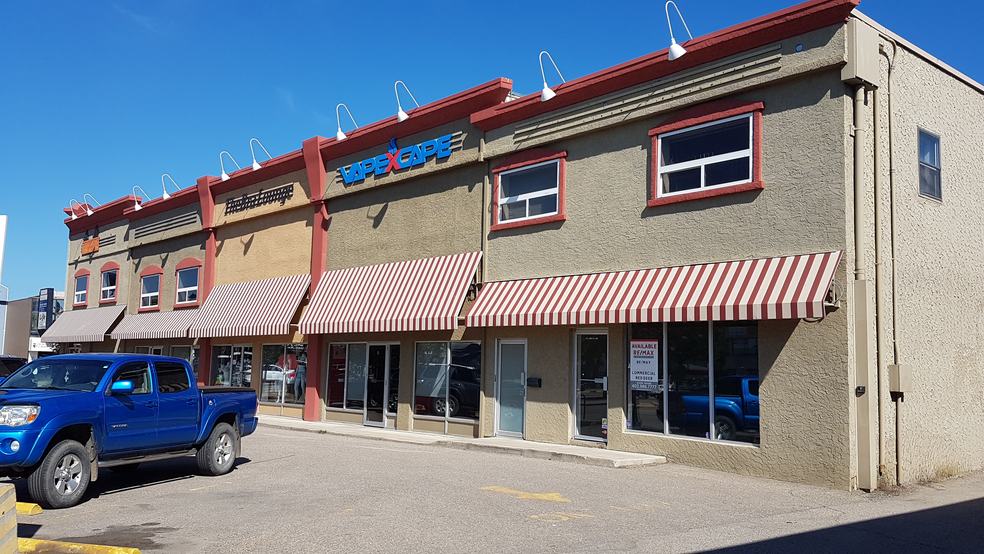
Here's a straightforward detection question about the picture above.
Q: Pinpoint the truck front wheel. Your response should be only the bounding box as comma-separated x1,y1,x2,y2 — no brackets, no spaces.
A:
28,440,91,509
197,423,237,476
714,415,738,441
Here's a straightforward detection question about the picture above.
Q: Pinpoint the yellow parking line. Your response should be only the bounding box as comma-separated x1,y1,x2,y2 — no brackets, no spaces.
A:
482,486,570,502
18,537,141,554
16,502,42,515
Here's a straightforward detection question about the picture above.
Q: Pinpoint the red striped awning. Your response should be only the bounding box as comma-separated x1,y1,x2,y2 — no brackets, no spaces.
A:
466,251,842,327
299,252,483,335
189,274,310,338
110,309,200,340
40,305,126,343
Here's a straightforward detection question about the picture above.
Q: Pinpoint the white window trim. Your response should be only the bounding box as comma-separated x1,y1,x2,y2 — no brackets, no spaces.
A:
175,267,199,305
917,128,942,200
101,270,117,301
656,113,754,199
497,159,560,224
140,274,160,308
74,275,87,305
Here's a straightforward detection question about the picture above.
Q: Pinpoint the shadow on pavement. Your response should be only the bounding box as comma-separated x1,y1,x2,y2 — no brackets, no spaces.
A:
702,497,984,554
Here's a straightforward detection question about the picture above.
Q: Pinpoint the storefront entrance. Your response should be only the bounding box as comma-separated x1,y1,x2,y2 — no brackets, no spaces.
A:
575,331,608,441
328,343,399,428
496,340,526,438
365,344,399,427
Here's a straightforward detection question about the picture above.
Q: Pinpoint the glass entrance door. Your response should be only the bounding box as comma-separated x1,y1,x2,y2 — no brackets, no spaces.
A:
496,340,526,437
575,332,608,441
364,344,399,427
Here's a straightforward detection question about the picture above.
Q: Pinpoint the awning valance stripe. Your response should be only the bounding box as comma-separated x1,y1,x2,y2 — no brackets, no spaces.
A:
40,305,126,343
299,252,482,335
466,251,842,327
110,309,200,340
189,274,310,338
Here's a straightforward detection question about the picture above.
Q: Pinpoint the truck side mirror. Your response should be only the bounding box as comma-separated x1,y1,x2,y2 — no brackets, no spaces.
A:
110,380,135,395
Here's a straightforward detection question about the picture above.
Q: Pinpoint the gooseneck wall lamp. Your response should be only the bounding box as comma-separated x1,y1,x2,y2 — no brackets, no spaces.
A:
161,174,180,200
665,1,693,61
335,103,358,141
250,138,272,171
68,199,84,220
395,81,420,122
82,194,101,216
219,151,241,181
539,51,566,102
131,185,152,211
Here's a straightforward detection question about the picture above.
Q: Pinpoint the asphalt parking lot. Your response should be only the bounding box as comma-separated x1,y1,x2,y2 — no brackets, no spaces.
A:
8,425,984,553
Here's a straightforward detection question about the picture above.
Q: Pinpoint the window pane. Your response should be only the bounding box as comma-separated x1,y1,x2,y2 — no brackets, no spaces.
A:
387,345,400,415
170,346,192,362
414,342,448,416
113,362,151,395
662,167,701,193
713,322,759,444
500,201,527,221
328,345,347,408
628,324,664,434
500,162,557,198
919,131,939,166
156,362,191,393
346,343,367,410
177,268,198,289
920,165,941,199
528,194,557,217
450,342,481,420
142,275,160,295
260,345,286,403
667,322,709,439
705,157,750,187
287,344,307,405
210,346,231,385
661,117,749,166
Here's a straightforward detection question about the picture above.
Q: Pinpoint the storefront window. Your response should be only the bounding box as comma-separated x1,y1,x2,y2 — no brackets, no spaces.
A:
169,346,200,375
414,341,481,421
327,343,399,417
627,322,759,444
210,345,252,387
259,344,307,405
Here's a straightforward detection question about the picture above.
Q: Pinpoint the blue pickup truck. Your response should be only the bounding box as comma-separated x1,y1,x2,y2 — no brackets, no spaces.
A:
675,375,759,441
0,354,258,508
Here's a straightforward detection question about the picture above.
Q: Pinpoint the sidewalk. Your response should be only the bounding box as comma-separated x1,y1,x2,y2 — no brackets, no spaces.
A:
257,415,666,468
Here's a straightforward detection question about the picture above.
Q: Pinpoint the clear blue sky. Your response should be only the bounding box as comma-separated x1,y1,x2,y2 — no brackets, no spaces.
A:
0,0,980,300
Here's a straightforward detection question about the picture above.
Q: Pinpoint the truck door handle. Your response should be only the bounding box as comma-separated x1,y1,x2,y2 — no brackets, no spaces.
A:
145,401,159,408
186,400,197,405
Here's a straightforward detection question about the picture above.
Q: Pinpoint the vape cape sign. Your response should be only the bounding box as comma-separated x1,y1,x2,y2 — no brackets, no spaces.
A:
339,134,454,185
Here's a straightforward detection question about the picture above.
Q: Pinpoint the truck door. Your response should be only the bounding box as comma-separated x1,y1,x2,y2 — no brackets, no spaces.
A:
154,361,200,447
745,378,760,429
104,361,159,453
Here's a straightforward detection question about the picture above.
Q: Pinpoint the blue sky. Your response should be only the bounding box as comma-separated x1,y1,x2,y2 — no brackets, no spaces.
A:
0,0,980,300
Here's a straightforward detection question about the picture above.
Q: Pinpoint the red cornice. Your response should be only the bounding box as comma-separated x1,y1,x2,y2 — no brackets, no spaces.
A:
122,186,200,221
207,148,307,198
470,0,858,132
316,78,512,163
63,195,140,234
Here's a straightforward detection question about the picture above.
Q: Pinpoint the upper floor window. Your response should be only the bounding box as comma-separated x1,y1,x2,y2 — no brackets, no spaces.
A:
918,129,941,200
176,267,199,305
492,149,567,231
101,270,118,302
141,275,160,309
648,101,764,207
73,274,88,306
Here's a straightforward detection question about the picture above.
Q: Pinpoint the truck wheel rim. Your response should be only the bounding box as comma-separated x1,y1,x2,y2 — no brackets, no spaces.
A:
215,433,233,466
54,454,83,495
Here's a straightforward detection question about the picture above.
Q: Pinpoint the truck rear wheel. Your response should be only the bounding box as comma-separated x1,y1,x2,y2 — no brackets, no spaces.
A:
197,422,237,476
714,415,738,441
28,440,91,509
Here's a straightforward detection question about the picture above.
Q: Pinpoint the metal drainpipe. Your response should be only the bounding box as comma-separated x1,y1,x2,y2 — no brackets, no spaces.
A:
854,85,867,282
873,85,887,481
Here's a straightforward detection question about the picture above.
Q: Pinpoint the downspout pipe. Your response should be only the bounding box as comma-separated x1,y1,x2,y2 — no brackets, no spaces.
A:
854,85,868,282
873,85,887,481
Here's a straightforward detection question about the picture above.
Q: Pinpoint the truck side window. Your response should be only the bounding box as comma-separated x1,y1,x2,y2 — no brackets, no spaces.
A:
155,362,191,393
110,362,152,395
747,379,759,397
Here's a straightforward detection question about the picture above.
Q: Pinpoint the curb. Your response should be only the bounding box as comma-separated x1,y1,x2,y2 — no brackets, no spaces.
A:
15,503,41,516
444,441,667,468
18,538,141,554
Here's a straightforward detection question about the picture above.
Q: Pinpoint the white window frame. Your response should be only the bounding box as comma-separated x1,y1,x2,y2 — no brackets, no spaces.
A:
496,159,560,224
140,274,160,308
74,275,88,305
656,113,754,199
101,269,118,301
918,128,942,200
175,267,199,305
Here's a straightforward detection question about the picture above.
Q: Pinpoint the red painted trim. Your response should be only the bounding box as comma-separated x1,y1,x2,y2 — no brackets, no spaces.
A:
74,268,90,278
303,343,322,422
197,338,212,385
302,136,328,422
208,149,307,198
63,195,141,234
196,176,216,230
491,149,567,232
203,231,216,302
139,265,164,277
317,78,512,163
176,257,203,271
470,0,858,131
648,103,765,208
99,261,120,272
122,186,200,221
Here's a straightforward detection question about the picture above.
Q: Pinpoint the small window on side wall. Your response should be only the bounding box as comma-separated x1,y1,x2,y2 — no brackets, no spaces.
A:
492,149,567,231
648,101,764,207
918,129,941,200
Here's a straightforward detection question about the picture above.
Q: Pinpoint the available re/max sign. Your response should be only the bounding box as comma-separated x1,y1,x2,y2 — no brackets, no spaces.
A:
339,134,453,185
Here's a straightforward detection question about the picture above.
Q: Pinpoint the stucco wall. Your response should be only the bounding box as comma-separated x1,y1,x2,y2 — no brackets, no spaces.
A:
66,219,131,311
213,208,313,286
129,234,206,313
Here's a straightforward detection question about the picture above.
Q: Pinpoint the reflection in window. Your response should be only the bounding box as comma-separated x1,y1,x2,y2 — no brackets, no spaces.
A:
260,343,307,405
101,270,117,301
658,114,753,196
141,274,160,308
176,267,199,304
156,362,191,393
210,345,251,387
74,275,88,305
413,341,481,421
497,160,560,224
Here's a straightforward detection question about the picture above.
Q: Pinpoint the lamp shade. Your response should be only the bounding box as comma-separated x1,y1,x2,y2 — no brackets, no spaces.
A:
541,84,557,102
133,201,142,211
336,129,347,141
252,161,262,171
398,109,409,122
668,38,687,60
221,172,230,181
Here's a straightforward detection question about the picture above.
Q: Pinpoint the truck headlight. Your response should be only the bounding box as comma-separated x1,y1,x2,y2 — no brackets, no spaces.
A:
0,406,40,426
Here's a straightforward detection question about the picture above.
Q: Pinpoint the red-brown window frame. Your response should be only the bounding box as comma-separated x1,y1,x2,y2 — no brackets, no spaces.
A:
99,261,120,305
491,148,567,232
174,257,203,308
648,100,765,208
139,265,164,313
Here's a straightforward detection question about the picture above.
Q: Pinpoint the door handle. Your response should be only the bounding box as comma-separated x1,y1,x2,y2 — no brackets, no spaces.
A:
594,377,608,391
145,401,159,408
186,399,198,405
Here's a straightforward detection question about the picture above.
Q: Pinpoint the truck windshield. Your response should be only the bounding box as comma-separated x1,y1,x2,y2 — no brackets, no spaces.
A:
2,359,114,392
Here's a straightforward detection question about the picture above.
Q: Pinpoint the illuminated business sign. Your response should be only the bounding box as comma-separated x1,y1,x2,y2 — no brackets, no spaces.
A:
339,134,454,185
